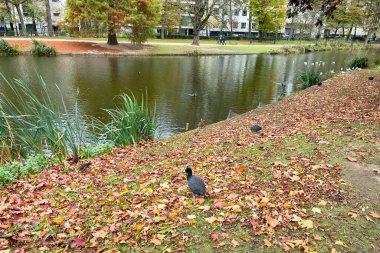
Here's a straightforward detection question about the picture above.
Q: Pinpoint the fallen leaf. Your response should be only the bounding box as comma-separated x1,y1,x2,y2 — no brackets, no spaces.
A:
231,239,240,248
264,239,273,247
221,233,229,239
235,167,246,173
370,211,380,219
54,217,65,225
205,217,217,224
151,238,162,246
314,235,322,241
311,207,322,214
346,157,357,162
198,205,210,211
266,215,280,228
210,234,219,241
335,241,348,248
299,219,313,229
348,212,359,218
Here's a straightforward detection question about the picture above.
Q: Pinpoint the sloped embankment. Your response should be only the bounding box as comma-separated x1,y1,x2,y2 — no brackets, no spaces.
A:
1,70,379,252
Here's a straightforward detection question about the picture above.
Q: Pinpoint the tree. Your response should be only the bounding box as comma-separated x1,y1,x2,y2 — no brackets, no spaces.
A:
250,0,286,40
24,0,45,36
129,0,161,44
159,0,181,39
66,0,160,45
287,0,344,26
362,0,380,44
8,0,30,36
183,0,221,45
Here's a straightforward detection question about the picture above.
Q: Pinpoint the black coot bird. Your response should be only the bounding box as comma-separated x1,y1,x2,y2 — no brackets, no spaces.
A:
251,124,262,133
185,167,206,198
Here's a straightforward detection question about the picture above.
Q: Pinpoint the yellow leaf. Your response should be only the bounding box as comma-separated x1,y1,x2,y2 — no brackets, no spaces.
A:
299,219,313,229
335,241,348,248
54,217,65,225
120,188,129,195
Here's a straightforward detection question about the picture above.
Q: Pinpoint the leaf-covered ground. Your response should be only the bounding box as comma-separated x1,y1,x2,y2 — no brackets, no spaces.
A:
1,70,380,252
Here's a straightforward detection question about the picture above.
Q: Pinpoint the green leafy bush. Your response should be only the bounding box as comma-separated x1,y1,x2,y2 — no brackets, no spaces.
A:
299,71,322,89
348,57,368,69
374,58,380,65
0,39,20,56
0,155,53,186
30,40,57,56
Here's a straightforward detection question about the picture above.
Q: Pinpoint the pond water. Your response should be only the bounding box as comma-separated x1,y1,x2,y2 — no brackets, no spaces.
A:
0,50,379,138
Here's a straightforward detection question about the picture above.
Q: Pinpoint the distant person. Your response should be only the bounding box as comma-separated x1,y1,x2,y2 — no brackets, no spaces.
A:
222,34,226,45
219,34,222,45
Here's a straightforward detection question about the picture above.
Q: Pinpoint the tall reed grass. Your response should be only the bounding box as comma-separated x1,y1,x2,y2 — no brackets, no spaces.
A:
0,74,90,162
0,75,157,185
98,93,156,146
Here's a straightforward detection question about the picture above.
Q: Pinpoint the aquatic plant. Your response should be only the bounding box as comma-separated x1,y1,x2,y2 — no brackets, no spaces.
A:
0,39,20,56
29,40,57,56
348,57,368,69
299,71,322,89
0,74,91,162
98,93,156,146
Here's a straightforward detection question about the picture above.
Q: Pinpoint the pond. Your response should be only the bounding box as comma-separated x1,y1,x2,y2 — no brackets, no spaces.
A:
0,50,379,138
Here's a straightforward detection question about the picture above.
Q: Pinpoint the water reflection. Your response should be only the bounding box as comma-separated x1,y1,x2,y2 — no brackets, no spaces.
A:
0,50,378,138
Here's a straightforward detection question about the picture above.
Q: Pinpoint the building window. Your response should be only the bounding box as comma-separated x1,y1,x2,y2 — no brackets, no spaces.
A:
241,22,246,29
232,22,238,29
251,23,256,29
52,0,59,2
234,9,239,16
242,9,247,16
53,13,60,17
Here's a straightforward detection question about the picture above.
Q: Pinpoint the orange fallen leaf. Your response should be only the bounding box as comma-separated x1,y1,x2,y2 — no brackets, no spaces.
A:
54,217,65,225
235,167,246,173
346,156,357,162
205,217,217,224
370,211,380,219
264,239,273,247
348,212,359,218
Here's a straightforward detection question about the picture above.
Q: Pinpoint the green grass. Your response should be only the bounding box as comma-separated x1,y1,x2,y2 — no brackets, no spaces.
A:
29,39,57,56
0,39,20,56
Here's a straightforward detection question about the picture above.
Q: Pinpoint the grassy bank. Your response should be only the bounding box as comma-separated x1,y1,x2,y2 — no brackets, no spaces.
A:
0,70,379,252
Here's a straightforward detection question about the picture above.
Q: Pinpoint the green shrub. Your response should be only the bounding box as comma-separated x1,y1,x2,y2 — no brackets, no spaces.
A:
374,58,380,65
30,40,57,56
98,93,156,146
80,142,114,158
0,154,53,186
0,39,20,56
299,71,322,89
348,57,368,69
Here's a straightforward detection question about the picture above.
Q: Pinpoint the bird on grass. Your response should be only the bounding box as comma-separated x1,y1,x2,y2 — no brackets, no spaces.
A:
251,124,262,133
368,76,374,81
185,167,206,198
77,162,92,173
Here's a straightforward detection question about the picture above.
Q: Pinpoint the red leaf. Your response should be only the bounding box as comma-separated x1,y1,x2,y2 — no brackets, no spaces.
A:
68,237,86,248
210,234,219,241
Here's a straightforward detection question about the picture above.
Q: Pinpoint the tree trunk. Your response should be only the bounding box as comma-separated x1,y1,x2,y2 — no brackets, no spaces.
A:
107,5,118,45
45,0,54,36
334,28,338,35
365,29,371,45
161,28,165,39
342,27,345,36
32,19,38,36
229,0,233,36
346,24,353,40
248,10,252,42
5,0,14,33
192,29,200,45
15,4,26,36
